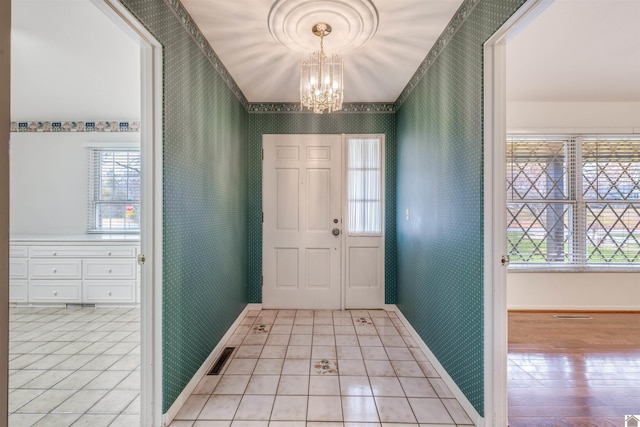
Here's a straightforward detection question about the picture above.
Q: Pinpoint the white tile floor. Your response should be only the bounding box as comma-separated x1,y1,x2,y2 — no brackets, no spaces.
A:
8,306,140,426
169,309,474,427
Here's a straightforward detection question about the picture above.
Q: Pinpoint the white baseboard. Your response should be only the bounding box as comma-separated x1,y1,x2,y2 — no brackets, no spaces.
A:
508,304,640,311
162,303,261,426
386,304,484,427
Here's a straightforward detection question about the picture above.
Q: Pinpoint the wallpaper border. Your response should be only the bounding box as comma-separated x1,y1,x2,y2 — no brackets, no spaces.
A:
248,103,397,113
395,0,480,107
9,121,141,132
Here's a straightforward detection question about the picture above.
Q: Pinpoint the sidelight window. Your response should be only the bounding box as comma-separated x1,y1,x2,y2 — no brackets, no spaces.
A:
347,136,382,235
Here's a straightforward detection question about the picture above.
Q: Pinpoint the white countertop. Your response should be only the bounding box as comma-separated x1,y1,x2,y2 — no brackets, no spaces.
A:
11,234,140,243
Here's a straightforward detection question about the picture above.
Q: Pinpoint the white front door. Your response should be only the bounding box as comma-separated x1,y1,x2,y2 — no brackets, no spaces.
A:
262,134,343,309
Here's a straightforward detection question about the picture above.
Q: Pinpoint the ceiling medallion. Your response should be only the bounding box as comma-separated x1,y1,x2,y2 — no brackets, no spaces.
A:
300,22,343,113
267,0,379,55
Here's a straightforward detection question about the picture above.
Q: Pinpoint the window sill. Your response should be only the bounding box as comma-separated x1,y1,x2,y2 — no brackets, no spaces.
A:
508,265,640,273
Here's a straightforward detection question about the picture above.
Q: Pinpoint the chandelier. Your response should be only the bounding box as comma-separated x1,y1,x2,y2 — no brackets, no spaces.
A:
300,23,344,113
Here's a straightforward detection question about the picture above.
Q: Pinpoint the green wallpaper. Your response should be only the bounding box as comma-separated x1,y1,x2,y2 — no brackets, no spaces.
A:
396,0,527,416
248,113,397,304
118,0,249,412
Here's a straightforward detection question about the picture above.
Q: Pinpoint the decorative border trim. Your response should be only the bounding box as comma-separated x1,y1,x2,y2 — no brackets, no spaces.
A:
395,0,480,107
248,102,396,113
10,121,141,133
165,0,249,110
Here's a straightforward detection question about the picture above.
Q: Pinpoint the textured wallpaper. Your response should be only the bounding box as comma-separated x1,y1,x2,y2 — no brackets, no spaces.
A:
118,0,249,412
248,112,397,305
396,0,527,416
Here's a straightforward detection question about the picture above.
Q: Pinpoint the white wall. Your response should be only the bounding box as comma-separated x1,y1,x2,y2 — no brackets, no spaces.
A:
9,132,140,235
10,0,140,237
507,101,640,133
11,0,140,120
508,272,640,311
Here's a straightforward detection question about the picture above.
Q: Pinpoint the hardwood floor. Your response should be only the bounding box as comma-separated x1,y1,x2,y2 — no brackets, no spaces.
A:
508,312,640,427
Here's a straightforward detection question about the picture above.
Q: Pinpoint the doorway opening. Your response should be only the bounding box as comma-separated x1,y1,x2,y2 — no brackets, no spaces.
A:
7,0,163,424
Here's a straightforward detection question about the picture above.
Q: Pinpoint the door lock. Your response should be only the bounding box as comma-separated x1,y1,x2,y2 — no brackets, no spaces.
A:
332,228,341,236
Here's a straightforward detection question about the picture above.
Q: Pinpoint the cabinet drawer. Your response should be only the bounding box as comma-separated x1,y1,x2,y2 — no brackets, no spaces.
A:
84,281,136,303
10,246,28,258
9,280,28,302
29,281,82,303
29,246,136,258
29,259,82,279
83,259,136,279
10,258,28,279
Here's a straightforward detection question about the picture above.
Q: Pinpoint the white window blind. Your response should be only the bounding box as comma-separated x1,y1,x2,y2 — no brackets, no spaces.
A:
507,135,640,267
88,149,141,233
347,136,382,235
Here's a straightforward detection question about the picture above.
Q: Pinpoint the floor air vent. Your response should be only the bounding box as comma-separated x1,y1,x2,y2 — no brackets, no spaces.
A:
553,314,593,320
208,347,235,375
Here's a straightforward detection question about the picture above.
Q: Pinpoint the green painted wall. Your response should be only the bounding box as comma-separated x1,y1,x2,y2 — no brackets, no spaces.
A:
395,0,526,416
248,113,397,304
118,0,249,412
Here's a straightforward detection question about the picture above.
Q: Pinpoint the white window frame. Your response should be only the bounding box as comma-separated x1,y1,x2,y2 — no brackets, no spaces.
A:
346,135,384,236
88,147,141,234
507,134,640,271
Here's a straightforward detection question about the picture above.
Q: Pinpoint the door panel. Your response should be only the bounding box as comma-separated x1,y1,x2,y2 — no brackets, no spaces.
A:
263,134,342,309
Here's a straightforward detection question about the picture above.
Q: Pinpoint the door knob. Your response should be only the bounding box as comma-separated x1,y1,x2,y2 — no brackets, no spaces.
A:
332,228,340,236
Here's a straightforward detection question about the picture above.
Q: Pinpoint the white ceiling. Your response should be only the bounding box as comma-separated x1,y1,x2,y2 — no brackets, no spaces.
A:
180,0,465,103
507,0,640,102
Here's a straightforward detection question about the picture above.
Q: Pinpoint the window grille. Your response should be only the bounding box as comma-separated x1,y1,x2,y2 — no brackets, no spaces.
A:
507,136,640,267
88,149,141,233
347,136,382,235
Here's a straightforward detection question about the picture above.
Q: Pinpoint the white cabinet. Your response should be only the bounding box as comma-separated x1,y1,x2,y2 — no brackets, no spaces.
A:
9,246,28,303
9,238,139,306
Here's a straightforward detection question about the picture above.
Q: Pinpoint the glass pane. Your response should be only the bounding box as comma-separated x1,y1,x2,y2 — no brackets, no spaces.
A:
94,202,140,232
583,140,640,200
91,150,141,232
586,202,640,263
507,202,570,263
348,137,382,235
507,139,568,200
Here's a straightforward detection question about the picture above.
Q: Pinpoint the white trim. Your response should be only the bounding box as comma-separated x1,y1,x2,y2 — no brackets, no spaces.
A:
387,305,483,427
91,1,164,425
342,133,386,310
508,304,640,312
509,127,640,135
163,304,257,426
82,141,140,149
483,1,555,425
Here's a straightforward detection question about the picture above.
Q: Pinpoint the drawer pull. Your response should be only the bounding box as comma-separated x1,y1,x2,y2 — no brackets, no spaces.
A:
53,252,57,256
108,291,112,296
52,268,57,273
53,291,58,296
108,268,112,273
108,251,112,256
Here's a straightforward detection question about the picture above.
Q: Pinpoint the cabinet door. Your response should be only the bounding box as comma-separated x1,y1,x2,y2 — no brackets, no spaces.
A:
29,281,82,303
84,281,136,303
29,259,82,279
9,280,28,302
83,259,137,280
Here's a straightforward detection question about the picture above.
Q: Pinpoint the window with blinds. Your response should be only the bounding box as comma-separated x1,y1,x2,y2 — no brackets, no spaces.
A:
347,136,382,235
88,149,141,233
507,136,640,267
